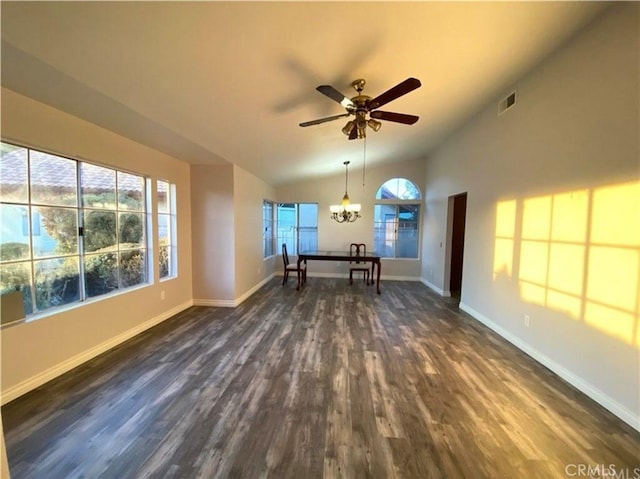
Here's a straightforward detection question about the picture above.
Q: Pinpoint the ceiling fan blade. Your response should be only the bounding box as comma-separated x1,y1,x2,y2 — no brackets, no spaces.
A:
317,85,355,109
368,77,421,109
370,110,419,125
299,113,350,127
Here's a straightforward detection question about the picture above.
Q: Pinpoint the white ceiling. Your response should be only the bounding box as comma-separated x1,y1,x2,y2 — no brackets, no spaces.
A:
1,1,611,186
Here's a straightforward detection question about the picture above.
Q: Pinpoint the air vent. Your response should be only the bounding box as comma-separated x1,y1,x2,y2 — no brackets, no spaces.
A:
498,91,517,115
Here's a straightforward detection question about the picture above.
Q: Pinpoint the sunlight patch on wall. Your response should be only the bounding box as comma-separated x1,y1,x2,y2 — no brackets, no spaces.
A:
552,190,589,242
585,246,639,343
492,181,639,347
520,240,549,285
522,195,552,240
493,199,516,280
591,183,640,247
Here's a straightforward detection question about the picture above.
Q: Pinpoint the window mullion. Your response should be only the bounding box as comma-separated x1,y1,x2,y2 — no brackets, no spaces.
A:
26,150,38,313
295,205,300,255
395,204,400,258
77,161,87,302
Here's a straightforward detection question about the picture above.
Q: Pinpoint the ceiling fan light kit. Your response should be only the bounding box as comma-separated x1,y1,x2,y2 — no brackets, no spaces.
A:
300,77,421,140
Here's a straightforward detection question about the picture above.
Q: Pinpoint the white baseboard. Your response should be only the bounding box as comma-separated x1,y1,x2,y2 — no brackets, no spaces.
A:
193,299,236,307
459,302,640,432
194,274,275,308
1,300,194,405
421,278,452,297
235,274,274,305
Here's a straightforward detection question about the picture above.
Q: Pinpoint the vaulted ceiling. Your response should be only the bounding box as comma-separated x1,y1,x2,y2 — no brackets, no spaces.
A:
1,1,611,185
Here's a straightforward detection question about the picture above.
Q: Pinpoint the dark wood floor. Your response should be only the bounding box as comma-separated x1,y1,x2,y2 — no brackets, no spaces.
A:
3,279,639,478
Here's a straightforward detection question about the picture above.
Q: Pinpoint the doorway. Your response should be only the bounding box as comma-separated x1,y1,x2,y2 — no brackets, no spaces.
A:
449,193,467,299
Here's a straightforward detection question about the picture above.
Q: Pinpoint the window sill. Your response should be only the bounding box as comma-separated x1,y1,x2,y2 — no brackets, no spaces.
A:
1,282,151,329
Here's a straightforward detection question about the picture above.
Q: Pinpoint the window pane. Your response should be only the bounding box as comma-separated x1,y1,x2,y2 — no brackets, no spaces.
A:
83,210,116,253
119,213,144,248
84,252,118,298
376,177,421,200
157,180,175,280
120,249,145,287
81,163,116,209
0,261,33,315
298,203,317,227
298,203,318,253
1,204,30,261
157,180,169,214
0,143,29,203
30,151,77,207
374,204,397,257
277,203,297,254
399,204,420,221
118,172,144,211
298,227,317,252
398,205,419,258
33,206,78,257
159,246,170,279
263,201,274,258
34,257,80,310
158,214,170,246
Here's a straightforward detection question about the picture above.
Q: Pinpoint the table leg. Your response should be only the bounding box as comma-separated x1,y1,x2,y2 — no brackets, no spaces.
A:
375,259,381,294
370,262,375,286
296,257,302,290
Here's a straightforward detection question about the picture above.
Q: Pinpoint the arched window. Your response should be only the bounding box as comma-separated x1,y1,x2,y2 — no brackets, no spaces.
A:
374,178,421,258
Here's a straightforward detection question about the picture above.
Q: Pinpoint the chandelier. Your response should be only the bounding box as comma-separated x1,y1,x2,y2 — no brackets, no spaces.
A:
330,161,361,223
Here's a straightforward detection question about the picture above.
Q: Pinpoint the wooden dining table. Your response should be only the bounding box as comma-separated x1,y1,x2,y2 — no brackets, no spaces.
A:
296,250,382,294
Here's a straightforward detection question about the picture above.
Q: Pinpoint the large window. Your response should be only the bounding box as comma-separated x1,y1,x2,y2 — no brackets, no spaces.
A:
277,203,318,255
263,200,275,258
157,180,177,279
373,178,421,258
0,142,149,316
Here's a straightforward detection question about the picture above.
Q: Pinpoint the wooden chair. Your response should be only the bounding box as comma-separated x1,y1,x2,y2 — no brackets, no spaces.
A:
349,243,370,285
282,243,306,286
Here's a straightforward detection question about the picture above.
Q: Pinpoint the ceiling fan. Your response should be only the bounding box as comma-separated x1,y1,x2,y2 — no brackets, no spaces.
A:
299,77,421,140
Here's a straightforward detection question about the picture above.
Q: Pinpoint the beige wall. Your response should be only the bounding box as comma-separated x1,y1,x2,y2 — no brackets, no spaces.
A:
190,164,276,305
422,3,639,428
276,158,426,279
190,164,235,303
0,88,194,401
233,165,277,298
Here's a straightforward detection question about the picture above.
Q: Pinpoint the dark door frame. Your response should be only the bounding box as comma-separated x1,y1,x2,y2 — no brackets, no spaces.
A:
444,192,467,298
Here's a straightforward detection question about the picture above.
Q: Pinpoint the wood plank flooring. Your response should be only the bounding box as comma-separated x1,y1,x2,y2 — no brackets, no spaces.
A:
3,279,639,478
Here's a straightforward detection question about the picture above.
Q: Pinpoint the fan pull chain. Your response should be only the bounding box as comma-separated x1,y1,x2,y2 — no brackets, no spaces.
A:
362,136,366,187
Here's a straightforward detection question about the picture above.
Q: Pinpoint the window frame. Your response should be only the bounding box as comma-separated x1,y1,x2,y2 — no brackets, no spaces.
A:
373,178,422,259
157,179,177,281
276,202,318,256
263,200,275,259
0,141,151,319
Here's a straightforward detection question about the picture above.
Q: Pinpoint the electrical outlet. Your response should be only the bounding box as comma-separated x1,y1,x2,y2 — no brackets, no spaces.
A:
160,290,166,300
524,314,530,327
